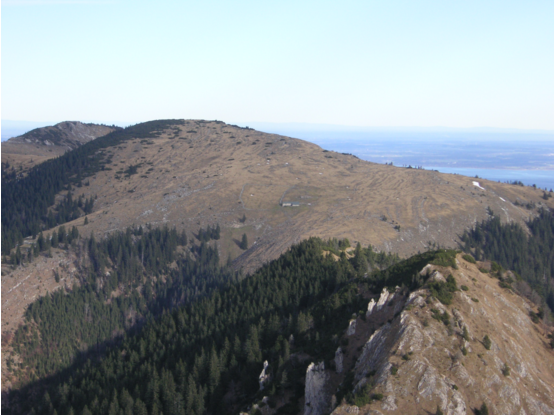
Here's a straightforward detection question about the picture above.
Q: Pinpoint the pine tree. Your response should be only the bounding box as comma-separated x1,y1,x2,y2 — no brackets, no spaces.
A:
240,233,248,250
483,335,491,350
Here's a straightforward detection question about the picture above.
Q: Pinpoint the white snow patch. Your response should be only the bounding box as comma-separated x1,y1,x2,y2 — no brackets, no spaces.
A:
499,197,506,201
472,181,485,190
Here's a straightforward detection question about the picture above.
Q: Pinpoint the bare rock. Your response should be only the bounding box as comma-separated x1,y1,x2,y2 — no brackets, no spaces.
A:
259,360,270,390
335,347,344,374
381,395,398,411
376,288,392,311
430,270,445,283
367,298,377,317
304,362,332,415
347,319,357,336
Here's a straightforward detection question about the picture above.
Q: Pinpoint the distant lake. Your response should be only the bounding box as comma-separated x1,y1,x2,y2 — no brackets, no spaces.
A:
422,167,553,191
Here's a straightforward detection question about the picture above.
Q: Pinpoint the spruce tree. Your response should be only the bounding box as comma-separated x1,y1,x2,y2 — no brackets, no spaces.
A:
240,233,248,250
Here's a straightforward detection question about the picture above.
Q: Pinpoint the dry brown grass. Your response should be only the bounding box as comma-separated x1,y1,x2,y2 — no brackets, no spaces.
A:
39,120,549,272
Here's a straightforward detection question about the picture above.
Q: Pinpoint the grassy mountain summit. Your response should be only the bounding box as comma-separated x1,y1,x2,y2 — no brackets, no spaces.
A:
2,119,550,265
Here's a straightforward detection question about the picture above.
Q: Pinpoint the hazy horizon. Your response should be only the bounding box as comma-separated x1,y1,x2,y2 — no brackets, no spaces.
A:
3,1,553,130
2,119,553,142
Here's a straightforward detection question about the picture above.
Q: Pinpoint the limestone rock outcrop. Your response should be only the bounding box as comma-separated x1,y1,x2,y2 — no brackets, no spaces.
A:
335,347,344,373
347,319,357,336
304,362,332,415
259,360,270,390
332,257,554,415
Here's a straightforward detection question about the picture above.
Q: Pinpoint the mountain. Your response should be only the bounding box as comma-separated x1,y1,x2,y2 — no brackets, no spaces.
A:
1,121,119,177
5,119,551,264
1,119,552,414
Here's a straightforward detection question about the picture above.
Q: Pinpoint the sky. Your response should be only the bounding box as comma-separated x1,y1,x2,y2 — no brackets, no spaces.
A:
2,0,554,130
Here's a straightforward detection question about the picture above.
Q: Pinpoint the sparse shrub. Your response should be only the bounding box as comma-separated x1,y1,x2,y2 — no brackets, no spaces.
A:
435,405,444,415
461,285,469,291
476,403,489,415
240,233,248,250
371,393,383,401
529,310,540,324
490,261,502,273
463,326,470,341
423,318,429,327
390,366,398,375
429,249,458,269
402,354,410,361
429,274,457,305
482,335,491,350
502,363,510,376
353,383,372,407
461,346,467,356
471,298,479,303
431,308,450,326
462,254,476,264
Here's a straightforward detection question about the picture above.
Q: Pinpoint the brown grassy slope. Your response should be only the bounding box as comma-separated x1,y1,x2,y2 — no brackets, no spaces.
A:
1,121,116,175
329,254,553,415
48,120,551,270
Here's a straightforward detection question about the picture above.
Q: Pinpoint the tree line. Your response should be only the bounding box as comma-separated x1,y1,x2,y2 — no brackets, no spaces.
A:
8,236,418,415
461,209,554,312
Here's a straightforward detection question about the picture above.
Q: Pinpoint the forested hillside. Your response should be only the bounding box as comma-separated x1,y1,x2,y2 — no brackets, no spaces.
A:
1,120,185,254
7,224,232,384
6,236,402,415
461,209,554,311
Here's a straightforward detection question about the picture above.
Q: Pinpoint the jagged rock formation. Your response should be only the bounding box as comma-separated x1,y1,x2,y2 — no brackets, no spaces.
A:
335,348,344,374
259,360,270,390
330,254,554,414
367,298,376,317
304,362,333,415
347,319,357,336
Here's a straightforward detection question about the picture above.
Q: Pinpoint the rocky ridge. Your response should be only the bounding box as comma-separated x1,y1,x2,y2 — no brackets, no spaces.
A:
296,254,553,415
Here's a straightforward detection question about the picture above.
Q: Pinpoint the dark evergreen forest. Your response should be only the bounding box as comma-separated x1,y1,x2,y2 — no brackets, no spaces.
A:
7,234,408,415
9,224,234,384
1,120,186,255
461,209,554,311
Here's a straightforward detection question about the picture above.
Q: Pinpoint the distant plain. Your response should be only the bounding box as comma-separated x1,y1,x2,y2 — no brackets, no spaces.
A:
246,124,554,190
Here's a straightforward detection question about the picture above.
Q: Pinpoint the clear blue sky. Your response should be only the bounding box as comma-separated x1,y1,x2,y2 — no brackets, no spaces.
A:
2,0,553,130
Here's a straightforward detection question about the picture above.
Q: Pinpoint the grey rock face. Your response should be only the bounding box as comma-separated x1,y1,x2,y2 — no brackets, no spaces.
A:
347,319,357,336
335,347,344,373
375,288,392,312
304,362,332,415
259,360,270,390
430,270,445,283
367,298,377,317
